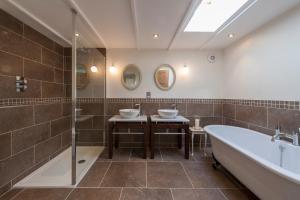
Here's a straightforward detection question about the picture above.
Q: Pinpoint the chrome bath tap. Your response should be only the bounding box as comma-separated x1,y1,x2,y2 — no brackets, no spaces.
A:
271,126,300,146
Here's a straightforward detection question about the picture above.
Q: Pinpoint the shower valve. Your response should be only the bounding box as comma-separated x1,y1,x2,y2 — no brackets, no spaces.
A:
16,76,27,92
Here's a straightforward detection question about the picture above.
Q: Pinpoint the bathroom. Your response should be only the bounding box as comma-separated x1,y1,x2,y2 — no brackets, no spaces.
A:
0,0,300,199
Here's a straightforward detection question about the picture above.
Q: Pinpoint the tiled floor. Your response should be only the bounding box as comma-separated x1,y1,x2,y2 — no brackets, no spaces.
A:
0,148,259,200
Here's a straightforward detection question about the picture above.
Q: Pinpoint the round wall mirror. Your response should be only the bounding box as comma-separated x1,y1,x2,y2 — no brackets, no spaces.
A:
121,64,142,90
76,64,89,89
154,64,176,91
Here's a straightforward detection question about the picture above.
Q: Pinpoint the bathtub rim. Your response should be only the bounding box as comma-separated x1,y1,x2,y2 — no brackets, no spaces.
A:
204,125,300,185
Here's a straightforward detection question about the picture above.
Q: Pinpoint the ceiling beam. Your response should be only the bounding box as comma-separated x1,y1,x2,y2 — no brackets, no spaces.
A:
5,0,72,45
66,0,107,48
167,0,202,50
130,0,140,50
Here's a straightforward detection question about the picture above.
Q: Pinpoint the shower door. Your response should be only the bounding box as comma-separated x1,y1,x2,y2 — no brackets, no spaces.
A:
72,13,106,185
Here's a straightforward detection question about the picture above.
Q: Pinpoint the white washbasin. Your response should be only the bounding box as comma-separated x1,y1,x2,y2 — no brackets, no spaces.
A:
158,109,178,119
119,109,140,119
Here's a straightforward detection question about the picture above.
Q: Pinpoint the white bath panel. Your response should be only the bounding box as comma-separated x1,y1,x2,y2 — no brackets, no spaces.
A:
14,146,104,187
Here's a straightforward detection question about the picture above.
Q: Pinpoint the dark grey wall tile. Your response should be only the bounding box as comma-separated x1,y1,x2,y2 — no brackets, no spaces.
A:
0,132,11,160
0,106,34,134
76,118,93,129
64,57,72,70
0,182,13,198
51,117,71,136
42,48,63,69
268,108,300,133
141,103,159,115
224,118,249,129
34,103,62,123
24,59,54,82
41,82,64,98
248,124,274,136
12,122,50,154
62,130,71,148
54,68,63,83
186,103,213,117
93,116,104,129
223,104,236,119
0,76,41,98
213,104,223,117
200,117,222,126
0,51,22,76
0,9,23,34
35,135,61,163
63,70,71,84
22,38,41,62
62,102,72,116
0,27,41,62
63,47,71,57
236,105,267,127
23,25,54,50
64,84,72,97
0,148,34,186
81,103,104,115
78,130,103,143
54,43,63,55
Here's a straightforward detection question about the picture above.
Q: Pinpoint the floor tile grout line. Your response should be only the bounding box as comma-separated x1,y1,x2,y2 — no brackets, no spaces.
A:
118,187,124,200
63,188,75,200
179,162,195,189
97,161,112,187
217,188,230,200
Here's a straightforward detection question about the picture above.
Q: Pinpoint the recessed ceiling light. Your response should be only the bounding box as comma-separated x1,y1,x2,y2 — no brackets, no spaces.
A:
228,33,235,38
185,0,250,32
75,33,80,37
153,34,159,39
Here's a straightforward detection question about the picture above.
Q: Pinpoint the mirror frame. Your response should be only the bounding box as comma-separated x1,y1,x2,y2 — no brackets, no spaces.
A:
121,64,142,90
154,64,176,91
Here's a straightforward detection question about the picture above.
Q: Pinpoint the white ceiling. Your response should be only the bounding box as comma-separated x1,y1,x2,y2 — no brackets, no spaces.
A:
1,0,300,49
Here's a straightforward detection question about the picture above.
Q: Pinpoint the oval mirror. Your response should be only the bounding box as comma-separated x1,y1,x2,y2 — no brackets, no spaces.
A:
154,64,176,91
76,64,89,89
121,64,142,90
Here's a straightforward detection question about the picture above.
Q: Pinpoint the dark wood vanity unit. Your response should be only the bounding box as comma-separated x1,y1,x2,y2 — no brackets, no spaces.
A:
150,115,190,159
108,115,148,159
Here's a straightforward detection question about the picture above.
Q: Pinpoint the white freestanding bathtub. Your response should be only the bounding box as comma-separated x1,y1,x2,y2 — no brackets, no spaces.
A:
204,125,300,200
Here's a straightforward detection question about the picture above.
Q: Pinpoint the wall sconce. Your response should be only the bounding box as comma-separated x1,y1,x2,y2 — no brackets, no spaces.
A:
109,64,117,73
183,64,189,74
90,65,98,73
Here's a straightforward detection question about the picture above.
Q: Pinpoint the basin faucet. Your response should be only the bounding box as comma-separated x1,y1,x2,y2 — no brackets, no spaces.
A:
171,103,177,110
292,129,300,146
134,104,141,116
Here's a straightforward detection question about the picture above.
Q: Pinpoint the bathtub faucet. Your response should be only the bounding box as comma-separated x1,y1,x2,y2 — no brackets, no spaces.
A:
271,126,283,142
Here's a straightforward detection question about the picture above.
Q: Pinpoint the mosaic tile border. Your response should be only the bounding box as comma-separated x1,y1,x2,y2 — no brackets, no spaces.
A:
0,97,71,106
223,99,300,110
1,98,299,110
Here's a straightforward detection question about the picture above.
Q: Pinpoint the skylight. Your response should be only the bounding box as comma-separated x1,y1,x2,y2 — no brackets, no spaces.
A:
184,0,249,32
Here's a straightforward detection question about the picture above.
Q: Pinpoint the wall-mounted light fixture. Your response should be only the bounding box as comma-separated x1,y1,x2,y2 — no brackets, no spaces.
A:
75,33,80,37
109,64,117,73
90,65,98,73
183,64,189,74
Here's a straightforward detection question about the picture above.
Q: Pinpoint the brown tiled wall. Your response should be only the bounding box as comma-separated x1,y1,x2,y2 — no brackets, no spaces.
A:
222,99,300,135
0,9,71,195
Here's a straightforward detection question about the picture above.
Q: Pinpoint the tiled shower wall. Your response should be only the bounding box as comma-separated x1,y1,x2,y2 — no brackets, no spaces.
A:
0,9,71,195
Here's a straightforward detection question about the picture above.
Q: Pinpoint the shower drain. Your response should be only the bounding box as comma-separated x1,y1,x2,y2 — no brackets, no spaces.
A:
78,159,86,164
